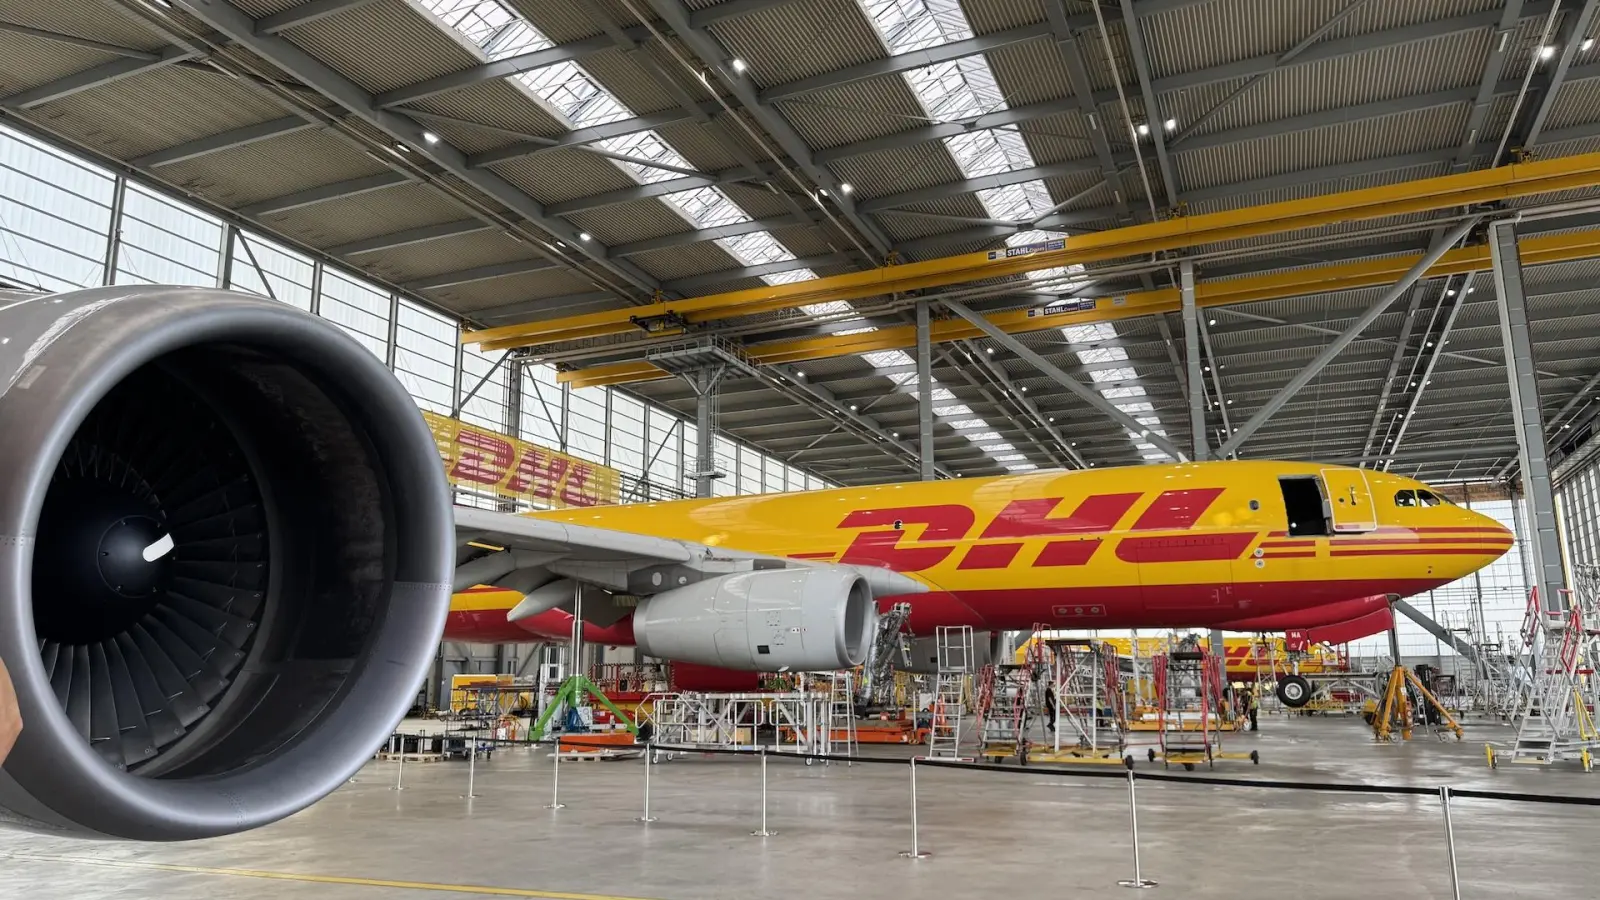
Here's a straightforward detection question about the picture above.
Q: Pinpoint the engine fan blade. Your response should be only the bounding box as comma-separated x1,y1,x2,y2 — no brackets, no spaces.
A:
85,643,126,768
162,592,256,651
112,632,188,750
141,615,229,704
126,624,210,727
64,645,92,742
102,638,160,767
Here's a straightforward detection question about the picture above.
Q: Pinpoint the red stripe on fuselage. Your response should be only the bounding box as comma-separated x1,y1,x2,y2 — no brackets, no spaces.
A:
1130,488,1225,531
1330,548,1505,556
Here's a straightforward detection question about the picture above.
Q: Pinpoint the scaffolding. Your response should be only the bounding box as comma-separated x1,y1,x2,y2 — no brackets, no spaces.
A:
1495,571,1600,769
1033,636,1128,764
1147,639,1259,769
927,625,974,760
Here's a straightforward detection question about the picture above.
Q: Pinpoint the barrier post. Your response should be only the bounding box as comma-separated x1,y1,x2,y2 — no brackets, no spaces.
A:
391,735,405,792
462,733,479,799
1117,768,1156,889
751,749,776,837
546,741,566,810
637,741,658,822
899,756,930,858
1440,786,1461,900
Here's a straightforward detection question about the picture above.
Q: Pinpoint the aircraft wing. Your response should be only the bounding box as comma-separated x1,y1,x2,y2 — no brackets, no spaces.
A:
452,506,925,623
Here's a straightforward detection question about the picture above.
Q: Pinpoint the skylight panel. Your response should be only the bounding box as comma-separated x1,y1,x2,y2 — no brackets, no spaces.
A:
420,0,552,58
993,454,1027,462
863,349,914,369
719,231,795,266
598,131,695,184
980,443,1015,452
1076,346,1128,365
769,269,820,287
904,57,1006,121
944,127,1035,177
861,0,973,54
665,187,750,228
1100,386,1146,399
945,419,988,430
518,61,632,128
930,387,956,402
1091,367,1138,383
1142,452,1170,461
1006,462,1038,471
966,431,1001,441
933,404,973,416
1062,323,1119,343
976,181,1055,222
1116,402,1155,413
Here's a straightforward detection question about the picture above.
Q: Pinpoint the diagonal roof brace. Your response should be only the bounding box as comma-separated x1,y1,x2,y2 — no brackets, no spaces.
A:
1213,216,1480,458
941,299,1188,462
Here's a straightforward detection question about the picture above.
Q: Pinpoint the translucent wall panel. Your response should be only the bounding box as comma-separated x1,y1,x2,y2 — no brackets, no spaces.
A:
567,385,607,464
115,184,221,287
764,459,785,494
227,230,313,310
520,363,564,449
394,298,457,415
645,411,681,496
318,270,392,362
609,391,645,479
0,125,113,291
459,345,509,433
738,444,762,495
713,435,737,497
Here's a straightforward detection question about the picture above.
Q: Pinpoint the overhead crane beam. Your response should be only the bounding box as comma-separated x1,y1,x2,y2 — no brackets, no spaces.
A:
465,150,1600,351
558,224,1600,388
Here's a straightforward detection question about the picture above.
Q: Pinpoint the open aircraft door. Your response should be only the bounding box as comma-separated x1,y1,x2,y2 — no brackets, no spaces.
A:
1319,467,1378,533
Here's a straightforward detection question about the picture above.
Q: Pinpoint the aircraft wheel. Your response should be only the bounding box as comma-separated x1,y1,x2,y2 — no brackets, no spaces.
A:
1276,675,1313,709
1250,750,1260,765
1147,748,1157,762
1184,763,1195,771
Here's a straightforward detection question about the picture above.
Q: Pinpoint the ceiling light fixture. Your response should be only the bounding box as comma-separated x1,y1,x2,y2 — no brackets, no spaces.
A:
422,131,440,144
839,182,854,194
1164,118,1177,131
731,57,748,72
578,232,592,242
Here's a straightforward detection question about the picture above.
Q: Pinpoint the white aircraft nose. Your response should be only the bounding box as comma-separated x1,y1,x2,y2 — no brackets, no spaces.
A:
142,532,175,563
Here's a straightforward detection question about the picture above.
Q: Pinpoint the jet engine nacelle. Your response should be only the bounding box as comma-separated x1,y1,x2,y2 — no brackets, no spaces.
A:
0,287,454,840
633,567,876,671
899,630,1002,674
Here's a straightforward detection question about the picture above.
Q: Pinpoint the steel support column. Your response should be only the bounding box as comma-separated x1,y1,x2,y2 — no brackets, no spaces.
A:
1490,219,1566,613
1180,260,1207,460
916,301,936,481
1215,217,1478,458
690,367,726,498
942,300,1187,461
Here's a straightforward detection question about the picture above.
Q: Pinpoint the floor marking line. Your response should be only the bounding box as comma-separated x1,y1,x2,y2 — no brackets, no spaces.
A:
0,853,660,900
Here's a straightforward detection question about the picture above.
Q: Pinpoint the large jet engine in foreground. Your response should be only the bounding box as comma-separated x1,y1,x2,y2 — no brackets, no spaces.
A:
0,286,454,840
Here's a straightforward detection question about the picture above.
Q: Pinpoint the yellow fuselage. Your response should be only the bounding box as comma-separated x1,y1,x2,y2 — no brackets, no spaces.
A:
445,460,1510,641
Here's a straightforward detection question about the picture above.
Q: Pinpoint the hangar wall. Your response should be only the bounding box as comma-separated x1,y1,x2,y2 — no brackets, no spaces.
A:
0,121,833,509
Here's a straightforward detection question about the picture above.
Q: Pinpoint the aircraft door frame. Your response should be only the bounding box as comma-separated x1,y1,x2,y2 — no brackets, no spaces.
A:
1318,468,1378,533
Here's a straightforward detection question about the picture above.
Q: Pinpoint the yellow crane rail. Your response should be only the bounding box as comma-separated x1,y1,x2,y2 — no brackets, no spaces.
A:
558,226,1600,388
464,150,1600,353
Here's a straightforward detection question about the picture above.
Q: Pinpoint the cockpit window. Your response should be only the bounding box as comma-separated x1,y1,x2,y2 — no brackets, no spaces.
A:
1418,490,1442,507
1395,490,1417,507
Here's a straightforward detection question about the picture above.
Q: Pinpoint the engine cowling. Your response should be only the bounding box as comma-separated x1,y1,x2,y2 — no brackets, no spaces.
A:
632,567,876,671
0,286,453,840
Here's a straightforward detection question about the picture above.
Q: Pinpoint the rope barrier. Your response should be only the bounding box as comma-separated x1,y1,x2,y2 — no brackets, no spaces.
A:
380,732,1600,808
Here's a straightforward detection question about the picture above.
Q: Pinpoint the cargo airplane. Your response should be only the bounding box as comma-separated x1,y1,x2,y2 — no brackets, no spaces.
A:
445,460,1511,676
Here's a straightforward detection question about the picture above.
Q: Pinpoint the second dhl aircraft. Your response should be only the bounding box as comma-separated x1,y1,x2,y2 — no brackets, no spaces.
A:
444,460,1511,654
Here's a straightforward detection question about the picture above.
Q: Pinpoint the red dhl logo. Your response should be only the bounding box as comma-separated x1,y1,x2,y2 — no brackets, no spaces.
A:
425,412,619,508
833,488,1235,572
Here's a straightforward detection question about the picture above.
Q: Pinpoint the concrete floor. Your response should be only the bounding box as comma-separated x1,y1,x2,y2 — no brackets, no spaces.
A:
2,715,1598,899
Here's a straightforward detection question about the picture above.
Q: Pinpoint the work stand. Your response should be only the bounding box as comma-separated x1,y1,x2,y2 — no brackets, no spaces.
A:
529,674,640,742
1370,603,1464,742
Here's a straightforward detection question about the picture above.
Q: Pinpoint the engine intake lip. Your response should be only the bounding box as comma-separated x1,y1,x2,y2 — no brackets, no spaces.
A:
0,287,453,840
